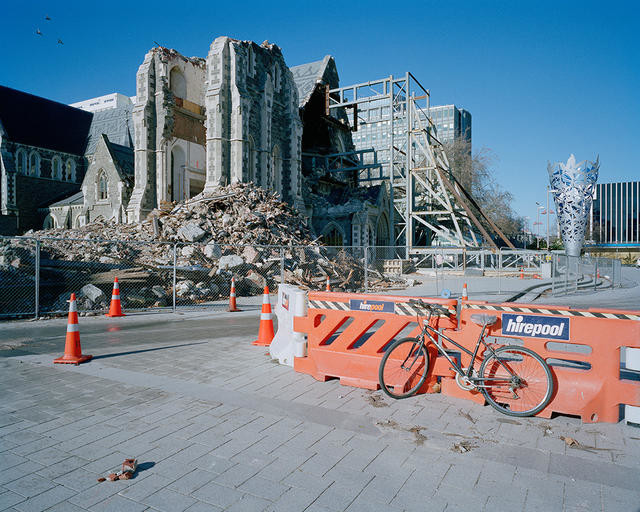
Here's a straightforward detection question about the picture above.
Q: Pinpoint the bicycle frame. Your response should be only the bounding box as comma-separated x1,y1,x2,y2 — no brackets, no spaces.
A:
417,310,518,385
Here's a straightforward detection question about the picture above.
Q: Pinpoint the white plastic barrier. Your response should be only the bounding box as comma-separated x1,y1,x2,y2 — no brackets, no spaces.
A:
625,348,640,424
269,284,307,366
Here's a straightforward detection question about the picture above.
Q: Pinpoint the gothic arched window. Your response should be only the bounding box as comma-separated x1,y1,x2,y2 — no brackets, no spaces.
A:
52,156,62,180
15,149,27,174
29,151,40,176
97,171,108,200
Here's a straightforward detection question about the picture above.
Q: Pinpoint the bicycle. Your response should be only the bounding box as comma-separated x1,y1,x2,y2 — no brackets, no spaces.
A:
378,299,554,417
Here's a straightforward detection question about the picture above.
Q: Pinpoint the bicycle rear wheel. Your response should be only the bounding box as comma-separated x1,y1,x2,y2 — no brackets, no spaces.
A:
379,337,430,399
479,345,553,417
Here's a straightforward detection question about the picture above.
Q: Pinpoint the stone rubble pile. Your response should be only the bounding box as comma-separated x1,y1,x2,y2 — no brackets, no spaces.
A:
1,184,407,312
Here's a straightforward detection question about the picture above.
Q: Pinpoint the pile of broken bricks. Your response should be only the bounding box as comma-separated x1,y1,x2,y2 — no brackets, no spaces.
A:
15,183,409,296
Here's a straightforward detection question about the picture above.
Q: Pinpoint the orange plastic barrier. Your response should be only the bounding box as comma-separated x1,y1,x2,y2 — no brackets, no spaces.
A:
454,300,640,422
293,292,458,391
293,291,640,422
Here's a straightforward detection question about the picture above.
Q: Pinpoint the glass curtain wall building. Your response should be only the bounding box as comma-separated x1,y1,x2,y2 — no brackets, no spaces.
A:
428,105,472,145
589,181,640,246
351,102,471,182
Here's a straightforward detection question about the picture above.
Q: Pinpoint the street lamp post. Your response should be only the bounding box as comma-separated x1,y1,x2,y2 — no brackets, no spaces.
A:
523,216,530,249
546,187,558,251
535,202,544,249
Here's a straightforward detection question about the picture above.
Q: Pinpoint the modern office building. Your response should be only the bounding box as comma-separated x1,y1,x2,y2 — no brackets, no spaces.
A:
351,101,471,181
427,104,472,145
589,180,640,246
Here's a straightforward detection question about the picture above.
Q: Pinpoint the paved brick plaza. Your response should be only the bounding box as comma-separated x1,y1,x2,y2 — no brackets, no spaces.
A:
1,310,639,511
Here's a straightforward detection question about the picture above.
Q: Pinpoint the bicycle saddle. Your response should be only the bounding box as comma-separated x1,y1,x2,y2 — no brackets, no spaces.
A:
470,313,497,326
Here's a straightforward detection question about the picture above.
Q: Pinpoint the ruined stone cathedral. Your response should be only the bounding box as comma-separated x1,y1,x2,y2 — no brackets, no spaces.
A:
128,37,305,222
2,35,390,246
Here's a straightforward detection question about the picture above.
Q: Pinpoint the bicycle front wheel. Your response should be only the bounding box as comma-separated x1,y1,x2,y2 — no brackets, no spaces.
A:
479,346,553,417
379,337,430,399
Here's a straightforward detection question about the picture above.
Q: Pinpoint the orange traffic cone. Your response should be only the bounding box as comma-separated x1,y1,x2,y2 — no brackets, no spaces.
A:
228,277,241,312
519,267,524,279
462,283,468,300
54,293,92,365
106,277,125,317
325,276,331,292
253,286,274,346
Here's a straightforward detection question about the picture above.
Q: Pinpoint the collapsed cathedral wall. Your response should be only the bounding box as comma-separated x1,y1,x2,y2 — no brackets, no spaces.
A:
204,37,303,208
128,39,304,223
128,48,208,221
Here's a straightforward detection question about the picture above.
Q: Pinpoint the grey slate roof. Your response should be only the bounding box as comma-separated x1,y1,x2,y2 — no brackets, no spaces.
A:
48,191,84,207
0,85,93,155
85,106,134,155
290,56,333,108
104,136,135,179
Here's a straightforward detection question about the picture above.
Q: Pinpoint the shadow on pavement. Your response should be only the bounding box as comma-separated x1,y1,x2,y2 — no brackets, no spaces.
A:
92,341,209,360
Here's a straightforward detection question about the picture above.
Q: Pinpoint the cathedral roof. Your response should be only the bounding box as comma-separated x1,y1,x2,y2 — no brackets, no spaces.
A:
103,136,135,179
47,191,84,208
0,85,93,155
290,56,338,108
85,107,134,155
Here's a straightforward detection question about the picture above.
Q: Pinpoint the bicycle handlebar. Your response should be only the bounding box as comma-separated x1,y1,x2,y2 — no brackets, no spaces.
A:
407,299,449,317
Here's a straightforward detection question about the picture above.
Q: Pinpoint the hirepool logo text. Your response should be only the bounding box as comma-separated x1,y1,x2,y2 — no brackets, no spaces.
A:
502,313,570,340
349,299,395,313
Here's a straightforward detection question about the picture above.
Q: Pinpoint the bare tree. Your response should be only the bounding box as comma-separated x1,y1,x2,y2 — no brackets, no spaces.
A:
442,139,523,238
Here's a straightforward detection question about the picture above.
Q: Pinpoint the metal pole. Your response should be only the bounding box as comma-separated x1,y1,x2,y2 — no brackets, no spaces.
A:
35,239,40,319
536,203,541,250
551,254,555,295
547,187,550,250
405,78,412,259
280,246,285,284
564,255,569,296
388,75,395,244
594,258,598,291
172,243,177,313
498,249,502,295
364,246,369,293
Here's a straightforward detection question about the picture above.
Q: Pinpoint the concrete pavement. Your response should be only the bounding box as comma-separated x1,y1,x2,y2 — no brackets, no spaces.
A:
1,304,640,512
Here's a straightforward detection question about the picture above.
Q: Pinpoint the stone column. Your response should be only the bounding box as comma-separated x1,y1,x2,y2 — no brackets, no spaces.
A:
127,51,157,223
205,37,231,191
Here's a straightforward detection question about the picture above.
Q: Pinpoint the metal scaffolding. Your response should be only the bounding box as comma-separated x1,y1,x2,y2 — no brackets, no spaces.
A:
326,73,513,254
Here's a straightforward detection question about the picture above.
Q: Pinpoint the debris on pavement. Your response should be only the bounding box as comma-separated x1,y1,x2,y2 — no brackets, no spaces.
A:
408,426,428,446
99,458,138,482
452,440,477,453
458,409,477,424
365,390,389,408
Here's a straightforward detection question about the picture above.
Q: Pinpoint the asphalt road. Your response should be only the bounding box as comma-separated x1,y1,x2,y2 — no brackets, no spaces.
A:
0,310,265,356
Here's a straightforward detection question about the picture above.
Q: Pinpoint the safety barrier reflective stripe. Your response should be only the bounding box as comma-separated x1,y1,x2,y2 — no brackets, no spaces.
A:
293,291,640,422
294,291,457,390
465,303,640,320
457,300,640,422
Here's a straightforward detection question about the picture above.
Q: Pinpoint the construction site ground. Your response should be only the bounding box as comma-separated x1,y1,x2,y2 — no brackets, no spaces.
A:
1,271,639,512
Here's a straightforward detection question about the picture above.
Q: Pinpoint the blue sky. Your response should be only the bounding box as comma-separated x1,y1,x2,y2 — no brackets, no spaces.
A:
1,0,638,234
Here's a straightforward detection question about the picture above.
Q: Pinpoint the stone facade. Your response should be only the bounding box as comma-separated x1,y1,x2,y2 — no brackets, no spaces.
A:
42,135,134,228
204,38,303,211
125,39,304,222
127,47,207,222
81,134,134,224
0,140,86,233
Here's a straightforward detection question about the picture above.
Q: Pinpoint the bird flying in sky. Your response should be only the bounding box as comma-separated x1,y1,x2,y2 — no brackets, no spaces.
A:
36,28,42,35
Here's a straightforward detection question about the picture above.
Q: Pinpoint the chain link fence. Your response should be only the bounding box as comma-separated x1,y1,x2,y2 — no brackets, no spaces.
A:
0,236,626,318
551,253,623,296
